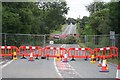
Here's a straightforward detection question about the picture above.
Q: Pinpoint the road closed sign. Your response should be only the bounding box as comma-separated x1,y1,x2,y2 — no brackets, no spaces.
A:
49,41,54,44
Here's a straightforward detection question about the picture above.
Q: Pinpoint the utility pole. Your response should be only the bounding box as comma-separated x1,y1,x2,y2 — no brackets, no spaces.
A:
94,2,96,13
4,33,6,46
43,34,46,47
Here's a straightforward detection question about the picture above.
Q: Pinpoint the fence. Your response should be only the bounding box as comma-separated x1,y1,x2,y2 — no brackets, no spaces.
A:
78,34,120,49
1,33,46,47
1,33,120,50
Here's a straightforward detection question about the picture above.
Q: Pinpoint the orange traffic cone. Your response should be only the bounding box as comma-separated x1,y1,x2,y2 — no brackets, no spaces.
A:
116,64,120,80
98,59,102,67
99,57,109,72
29,53,34,61
63,53,68,62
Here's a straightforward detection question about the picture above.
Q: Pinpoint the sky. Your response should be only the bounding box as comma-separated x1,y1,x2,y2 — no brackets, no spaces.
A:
66,0,111,19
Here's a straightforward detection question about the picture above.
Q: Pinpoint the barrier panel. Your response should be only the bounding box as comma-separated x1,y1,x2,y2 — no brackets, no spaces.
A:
94,46,118,59
43,46,67,58
19,46,42,57
0,46,19,57
68,47,93,59
43,46,56,58
59,47,67,59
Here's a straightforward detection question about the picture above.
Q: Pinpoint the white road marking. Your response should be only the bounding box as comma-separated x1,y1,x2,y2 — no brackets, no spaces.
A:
67,63,83,78
64,44,83,78
54,58,63,78
0,62,4,65
53,44,65,78
1,60,13,69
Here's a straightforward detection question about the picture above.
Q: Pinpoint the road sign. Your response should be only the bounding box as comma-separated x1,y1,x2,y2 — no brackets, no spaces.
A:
49,41,54,44
110,31,115,39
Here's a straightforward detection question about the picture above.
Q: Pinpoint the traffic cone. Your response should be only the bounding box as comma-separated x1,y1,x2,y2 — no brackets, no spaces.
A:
70,55,75,61
99,57,109,72
98,59,102,67
13,52,18,60
29,53,34,61
116,64,120,80
90,54,96,63
63,53,68,62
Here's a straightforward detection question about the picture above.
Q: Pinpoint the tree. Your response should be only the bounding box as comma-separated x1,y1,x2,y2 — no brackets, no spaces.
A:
86,2,106,15
2,2,69,34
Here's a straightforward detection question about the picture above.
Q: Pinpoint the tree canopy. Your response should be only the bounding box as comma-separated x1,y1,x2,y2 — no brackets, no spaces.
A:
78,1,120,35
2,2,69,34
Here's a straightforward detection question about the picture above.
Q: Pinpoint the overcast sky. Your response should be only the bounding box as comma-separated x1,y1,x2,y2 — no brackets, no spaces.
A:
65,0,111,19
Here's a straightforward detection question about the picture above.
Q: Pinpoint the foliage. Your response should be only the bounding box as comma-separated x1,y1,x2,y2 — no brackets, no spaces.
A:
77,2,120,35
2,2,69,34
53,36,77,44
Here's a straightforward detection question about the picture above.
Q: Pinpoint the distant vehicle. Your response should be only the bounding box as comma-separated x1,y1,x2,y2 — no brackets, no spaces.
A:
54,34,60,39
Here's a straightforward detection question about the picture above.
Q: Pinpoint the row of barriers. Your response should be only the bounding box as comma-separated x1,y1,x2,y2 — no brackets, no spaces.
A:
0,46,118,59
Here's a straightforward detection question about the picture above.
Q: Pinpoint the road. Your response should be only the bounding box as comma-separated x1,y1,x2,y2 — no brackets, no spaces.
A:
65,44,117,78
1,44,117,79
62,24,76,34
1,24,118,79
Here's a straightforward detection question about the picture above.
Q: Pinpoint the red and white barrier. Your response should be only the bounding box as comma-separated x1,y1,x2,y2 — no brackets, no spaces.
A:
0,46,19,57
68,47,93,59
94,46,118,59
19,46,42,57
43,46,56,58
43,46,67,59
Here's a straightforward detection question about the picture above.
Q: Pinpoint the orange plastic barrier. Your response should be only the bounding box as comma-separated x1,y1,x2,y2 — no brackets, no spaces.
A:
68,47,93,59
59,47,67,59
43,46,67,58
19,46,42,57
94,46,118,59
0,46,19,57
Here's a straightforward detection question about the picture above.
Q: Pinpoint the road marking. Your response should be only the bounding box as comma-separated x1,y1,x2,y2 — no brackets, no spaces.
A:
54,44,83,78
53,44,64,78
1,60,13,69
63,44,83,78
0,62,4,65
54,58,63,78
67,63,83,78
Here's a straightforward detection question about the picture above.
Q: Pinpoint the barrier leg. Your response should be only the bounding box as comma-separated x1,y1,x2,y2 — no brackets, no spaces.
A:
47,57,49,60
90,55,96,64
35,55,39,60
84,56,88,61
97,57,100,61
46,53,49,60
70,55,75,61
41,56,46,59
13,52,18,60
21,54,27,59
56,53,60,61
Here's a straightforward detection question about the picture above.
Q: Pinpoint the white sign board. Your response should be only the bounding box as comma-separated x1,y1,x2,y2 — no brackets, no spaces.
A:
110,31,115,39
49,41,54,44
